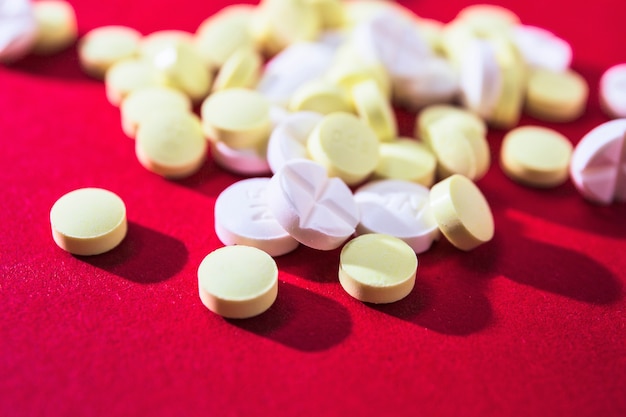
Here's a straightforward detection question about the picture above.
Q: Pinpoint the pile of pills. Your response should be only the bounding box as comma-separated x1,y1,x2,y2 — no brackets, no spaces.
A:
5,0,623,318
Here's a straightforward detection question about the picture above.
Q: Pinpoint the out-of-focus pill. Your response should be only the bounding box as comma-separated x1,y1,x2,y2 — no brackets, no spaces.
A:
416,18,445,54
525,68,588,122
307,112,379,185
212,47,262,92
194,4,256,68
501,126,573,188
308,0,346,29
339,233,417,304
599,64,626,119
266,111,323,173
489,38,526,128
50,188,127,256
373,138,436,187
289,79,352,114
351,79,397,142
266,159,360,250
201,88,272,149
31,0,77,55
135,112,207,178
512,25,572,72
459,38,502,120
120,86,191,138
354,180,440,253
570,119,626,205
0,0,37,63
78,26,142,79
153,41,212,102
416,104,486,143
455,4,519,36
210,140,271,177
214,178,299,256
256,41,334,106
105,58,166,106
429,174,494,251
198,245,278,319
139,30,194,61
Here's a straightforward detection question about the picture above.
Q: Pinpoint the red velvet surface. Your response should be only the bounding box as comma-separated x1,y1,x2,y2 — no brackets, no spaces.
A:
2,1,626,416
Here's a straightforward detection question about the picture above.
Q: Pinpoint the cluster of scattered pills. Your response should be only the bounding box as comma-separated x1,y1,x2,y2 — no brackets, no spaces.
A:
19,0,625,318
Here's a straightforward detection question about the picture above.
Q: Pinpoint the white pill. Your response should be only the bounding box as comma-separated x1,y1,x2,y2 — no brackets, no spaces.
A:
600,64,626,119
570,119,626,205
459,38,502,119
256,41,335,107
210,140,271,177
354,180,440,254
266,159,360,251
266,111,323,174
513,25,572,72
0,0,37,63
214,178,299,257
351,10,433,81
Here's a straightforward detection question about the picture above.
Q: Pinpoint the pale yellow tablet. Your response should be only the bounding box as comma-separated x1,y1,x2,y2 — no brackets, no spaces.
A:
135,111,207,178
307,112,380,185
194,4,257,68
351,79,397,142
525,68,588,122
152,41,212,102
500,125,573,187
415,104,486,144
417,18,445,54
31,0,77,55
105,58,167,106
489,38,526,129
50,188,127,256
429,174,494,251
139,30,195,61
120,86,192,138
201,88,272,149
339,234,417,304
373,138,437,187
455,4,519,37
212,47,262,92
198,245,278,319
327,44,392,99
426,120,478,180
308,0,346,29
79,26,142,79
289,79,353,114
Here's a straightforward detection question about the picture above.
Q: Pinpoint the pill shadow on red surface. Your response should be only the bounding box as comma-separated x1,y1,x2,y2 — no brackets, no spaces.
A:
78,221,188,283
228,281,352,352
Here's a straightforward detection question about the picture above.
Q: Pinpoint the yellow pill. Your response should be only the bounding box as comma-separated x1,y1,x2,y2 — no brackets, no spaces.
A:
373,138,436,187
201,88,272,149
500,125,573,187
426,121,478,180
198,245,278,319
194,4,256,68
327,44,392,99
415,104,486,144
120,86,192,138
429,174,494,251
351,79,398,142
490,39,526,128
455,4,520,37
307,112,380,185
50,188,127,256
135,112,207,178
339,234,417,304
525,68,589,123
289,79,353,114
417,18,445,54
105,59,167,106
78,26,142,80
139,30,195,61
307,0,346,29
153,41,212,103
31,0,77,55
212,47,262,92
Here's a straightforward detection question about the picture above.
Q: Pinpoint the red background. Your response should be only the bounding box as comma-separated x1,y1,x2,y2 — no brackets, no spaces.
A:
2,0,626,416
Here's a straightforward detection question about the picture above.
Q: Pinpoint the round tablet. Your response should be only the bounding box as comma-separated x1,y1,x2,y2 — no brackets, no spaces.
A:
373,138,436,187
289,79,353,115
212,47,262,92
120,86,192,138
307,112,380,185
139,30,195,61
198,246,278,319
135,112,207,178
429,174,494,251
489,38,526,129
525,68,588,122
501,126,573,188
339,233,417,304
50,188,127,256
31,0,77,55
105,58,166,106
415,104,486,145
201,88,272,149
78,25,142,79
600,63,626,119
351,79,397,142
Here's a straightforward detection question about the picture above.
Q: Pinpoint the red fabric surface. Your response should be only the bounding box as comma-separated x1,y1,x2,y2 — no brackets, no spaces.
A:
2,0,626,416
